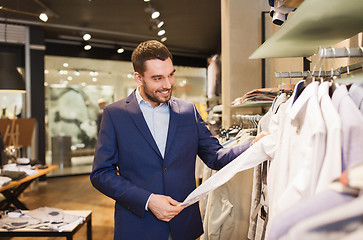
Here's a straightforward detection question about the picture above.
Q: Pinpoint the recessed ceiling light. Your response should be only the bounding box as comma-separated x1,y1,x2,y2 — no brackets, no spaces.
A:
39,13,48,22
84,44,92,50
161,37,167,42
83,33,91,41
63,63,69,67
117,48,124,54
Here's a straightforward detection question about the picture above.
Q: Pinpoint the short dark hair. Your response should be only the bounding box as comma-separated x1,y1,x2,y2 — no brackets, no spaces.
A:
131,40,173,75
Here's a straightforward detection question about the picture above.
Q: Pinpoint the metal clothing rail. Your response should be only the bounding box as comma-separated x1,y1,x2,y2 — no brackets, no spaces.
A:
275,71,340,78
275,62,363,79
318,47,363,58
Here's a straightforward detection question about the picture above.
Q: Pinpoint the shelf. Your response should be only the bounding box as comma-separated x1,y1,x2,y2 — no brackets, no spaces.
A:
249,0,363,59
231,101,273,108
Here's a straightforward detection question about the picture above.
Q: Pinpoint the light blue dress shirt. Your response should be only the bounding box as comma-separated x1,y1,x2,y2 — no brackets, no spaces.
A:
135,87,170,158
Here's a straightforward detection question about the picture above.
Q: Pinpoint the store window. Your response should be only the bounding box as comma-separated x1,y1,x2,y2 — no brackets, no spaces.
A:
44,56,207,176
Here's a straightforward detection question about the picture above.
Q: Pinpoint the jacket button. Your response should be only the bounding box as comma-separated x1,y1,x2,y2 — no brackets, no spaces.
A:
163,167,167,172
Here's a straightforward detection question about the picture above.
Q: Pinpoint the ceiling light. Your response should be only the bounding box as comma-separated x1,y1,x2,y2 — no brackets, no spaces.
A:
92,77,97,82
89,71,99,76
144,0,151,2
63,63,69,67
81,82,87,86
74,71,80,76
39,13,48,22
158,29,166,36
44,69,49,74
161,37,167,42
156,19,164,28
151,10,160,19
84,44,92,50
83,33,91,41
67,76,73,81
117,48,124,54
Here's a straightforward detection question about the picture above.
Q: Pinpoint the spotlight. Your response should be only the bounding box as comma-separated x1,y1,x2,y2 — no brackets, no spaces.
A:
151,10,160,19
158,29,166,36
155,19,164,28
39,13,48,22
84,44,92,50
117,48,125,54
83,33,91,41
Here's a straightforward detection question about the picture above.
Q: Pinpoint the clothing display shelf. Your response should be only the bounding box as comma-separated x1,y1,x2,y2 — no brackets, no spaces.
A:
231,101,273,109
249,0,363,59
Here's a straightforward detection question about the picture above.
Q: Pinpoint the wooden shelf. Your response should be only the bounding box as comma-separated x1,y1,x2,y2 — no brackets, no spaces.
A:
250,0,363,59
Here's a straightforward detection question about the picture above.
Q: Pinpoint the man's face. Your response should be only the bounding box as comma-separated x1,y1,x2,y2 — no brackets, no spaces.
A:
135,57,175,107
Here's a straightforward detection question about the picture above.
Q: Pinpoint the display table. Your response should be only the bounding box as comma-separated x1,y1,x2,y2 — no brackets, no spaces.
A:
0,165,59,210
0,210,92,240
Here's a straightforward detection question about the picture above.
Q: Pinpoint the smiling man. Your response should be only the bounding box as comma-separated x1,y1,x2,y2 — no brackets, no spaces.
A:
91,40,256,240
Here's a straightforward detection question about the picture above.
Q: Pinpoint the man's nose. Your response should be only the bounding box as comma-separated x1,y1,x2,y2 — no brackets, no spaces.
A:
162,77,172,89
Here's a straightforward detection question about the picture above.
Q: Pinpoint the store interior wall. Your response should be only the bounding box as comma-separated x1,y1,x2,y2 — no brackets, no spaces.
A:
221,0,270,128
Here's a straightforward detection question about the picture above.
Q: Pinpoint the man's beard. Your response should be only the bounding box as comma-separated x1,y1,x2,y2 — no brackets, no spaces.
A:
144,88,173,104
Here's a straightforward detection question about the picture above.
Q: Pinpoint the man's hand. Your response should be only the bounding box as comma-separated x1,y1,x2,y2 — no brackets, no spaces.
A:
251,131,270,145
148,194,185,222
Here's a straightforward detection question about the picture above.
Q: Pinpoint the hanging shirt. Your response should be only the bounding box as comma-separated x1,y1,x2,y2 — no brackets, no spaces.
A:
332,85,363,171
267,81,327,235
315,82,342,193
348,83,363,114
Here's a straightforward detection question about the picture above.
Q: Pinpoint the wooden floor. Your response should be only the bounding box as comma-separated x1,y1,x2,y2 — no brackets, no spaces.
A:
4,175,115,240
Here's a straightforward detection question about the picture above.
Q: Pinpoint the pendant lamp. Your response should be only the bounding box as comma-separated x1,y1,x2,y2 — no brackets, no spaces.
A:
0,52,25,92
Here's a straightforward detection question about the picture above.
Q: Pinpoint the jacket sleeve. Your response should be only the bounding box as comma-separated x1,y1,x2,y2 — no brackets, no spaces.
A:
90,107,151,218
194,106,251,170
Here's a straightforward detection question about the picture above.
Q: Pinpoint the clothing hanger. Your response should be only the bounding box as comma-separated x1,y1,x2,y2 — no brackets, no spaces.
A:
329,47,339,96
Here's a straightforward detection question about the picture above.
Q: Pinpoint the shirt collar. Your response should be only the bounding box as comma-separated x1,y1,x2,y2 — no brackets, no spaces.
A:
289,81,319,120
135,86,168,108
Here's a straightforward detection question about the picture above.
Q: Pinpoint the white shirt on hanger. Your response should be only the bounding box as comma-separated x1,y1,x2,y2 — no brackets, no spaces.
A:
267,81,327,233
315,82,342,193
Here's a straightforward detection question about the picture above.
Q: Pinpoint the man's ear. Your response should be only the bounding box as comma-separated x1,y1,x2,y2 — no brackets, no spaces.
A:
134,72,143,85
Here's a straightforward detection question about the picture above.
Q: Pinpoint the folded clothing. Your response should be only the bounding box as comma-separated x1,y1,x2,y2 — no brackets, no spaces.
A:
0,171,27,181
0,207,84,232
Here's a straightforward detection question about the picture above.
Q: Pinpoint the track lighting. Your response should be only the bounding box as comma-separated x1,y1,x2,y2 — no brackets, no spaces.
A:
155,19,164,28
158,29,165,36
151,10,160,19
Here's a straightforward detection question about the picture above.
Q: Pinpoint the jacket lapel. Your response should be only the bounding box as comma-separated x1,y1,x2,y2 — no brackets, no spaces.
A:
126,91,162,158
164,97,180,158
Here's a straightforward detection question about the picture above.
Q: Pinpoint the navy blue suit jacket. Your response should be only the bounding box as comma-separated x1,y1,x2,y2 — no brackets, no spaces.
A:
90,91,250,240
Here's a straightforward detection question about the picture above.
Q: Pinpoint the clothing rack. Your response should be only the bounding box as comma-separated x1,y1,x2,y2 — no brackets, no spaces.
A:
275,47,363,79
317,47,363,58
232,114,262,129
275,62,363,79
